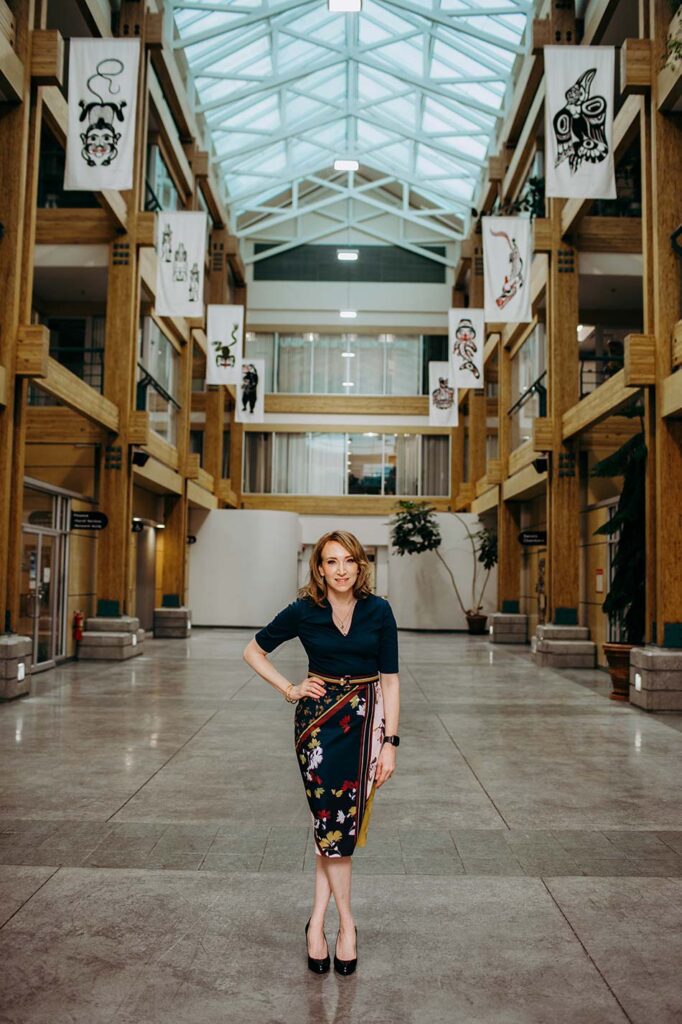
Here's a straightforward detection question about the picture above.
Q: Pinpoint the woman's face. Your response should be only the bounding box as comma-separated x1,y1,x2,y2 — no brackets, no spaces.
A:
319,540,359,597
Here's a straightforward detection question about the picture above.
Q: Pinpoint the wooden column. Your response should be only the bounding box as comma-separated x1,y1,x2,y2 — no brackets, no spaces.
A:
467,242,486,491
497,343,520,607
204,387,225,482
0,1,35,630
546,205,580,621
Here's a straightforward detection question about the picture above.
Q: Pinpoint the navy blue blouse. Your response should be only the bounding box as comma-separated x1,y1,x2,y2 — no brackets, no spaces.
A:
254,593,399,676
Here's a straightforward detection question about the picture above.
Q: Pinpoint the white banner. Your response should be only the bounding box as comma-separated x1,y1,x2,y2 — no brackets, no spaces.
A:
449,308,485,390
206,305,244,386
236,358,265,423
428,362,458,427
64,38,140,191
482,216,532,324
545,46,616,200
155,211,207,318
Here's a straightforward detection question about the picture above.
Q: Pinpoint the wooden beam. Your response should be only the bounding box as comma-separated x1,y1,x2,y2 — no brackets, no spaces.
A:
184,452,200,479
502,83,543,203
582,0,620,45
673,321,682,369
26,406,108,442
0,26,23,101
144,430,180,471
16,324,49,377
508,439,538,475
187,479,218,509
217,478,238,507
35,358,119,431
561,96,642,237
574,217,642,253
128,410,151,447
621,38,652,97
148,67,194,199
0,364,6,407
192,327,207,357
265,394,429,415
661,371,682,420
624,333,656,387
658,56,682,113
30,29,63,87
35,208,118,244
242,495,452,514
0,1,15,46
147,15,198,144
562,369,639,439
532,417,554,452
533,218,552,252
75,0,112,37
471,486,499,515
503,51,543,148
502,464,547,501
133,455,183,495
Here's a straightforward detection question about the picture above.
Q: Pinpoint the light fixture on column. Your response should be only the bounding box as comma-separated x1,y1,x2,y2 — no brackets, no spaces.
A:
339,310,357,319
337,249,359,261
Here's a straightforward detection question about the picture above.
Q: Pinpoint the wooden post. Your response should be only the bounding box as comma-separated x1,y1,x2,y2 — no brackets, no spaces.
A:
467,243,486,491
497,343,520,607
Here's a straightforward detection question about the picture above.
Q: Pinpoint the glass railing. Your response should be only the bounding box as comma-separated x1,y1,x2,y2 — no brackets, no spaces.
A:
507,372,546,451
579,355,624,398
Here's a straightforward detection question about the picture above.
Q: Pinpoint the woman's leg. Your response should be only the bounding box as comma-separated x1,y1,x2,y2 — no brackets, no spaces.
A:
320,855,356,958
307,854,332,958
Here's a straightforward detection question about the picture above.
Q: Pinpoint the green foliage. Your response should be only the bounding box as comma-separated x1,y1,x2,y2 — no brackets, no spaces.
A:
592,427,647,644
476,527,498,572
388,500,442,556
495,177,545,219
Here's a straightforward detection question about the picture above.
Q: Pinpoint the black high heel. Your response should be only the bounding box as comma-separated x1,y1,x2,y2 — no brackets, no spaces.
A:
333,925,358,976
305,918,330,974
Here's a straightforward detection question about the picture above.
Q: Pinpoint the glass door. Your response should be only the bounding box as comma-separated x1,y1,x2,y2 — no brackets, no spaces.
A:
18,531,59,670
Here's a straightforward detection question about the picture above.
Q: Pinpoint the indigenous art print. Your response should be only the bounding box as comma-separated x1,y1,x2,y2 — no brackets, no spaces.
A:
449,308,485,390
544,46,616,200
428,361,458,427
235,358,265,423
206,305,244,386
64,38,140,191
482,216,532,324
154,211,207,318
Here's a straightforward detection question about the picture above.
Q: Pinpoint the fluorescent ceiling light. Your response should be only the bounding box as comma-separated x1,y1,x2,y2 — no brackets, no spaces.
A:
340,310,357,319
342,381,355,386
337,249,359,261
341,351,355,357
334,159,359,171
328,0,362,12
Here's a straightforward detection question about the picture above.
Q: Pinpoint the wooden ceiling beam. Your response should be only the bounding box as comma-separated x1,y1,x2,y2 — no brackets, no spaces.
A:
26,407,109,443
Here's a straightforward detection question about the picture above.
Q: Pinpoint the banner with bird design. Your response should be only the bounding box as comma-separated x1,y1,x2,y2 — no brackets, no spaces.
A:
544,45,616,200
206,305,244,385
64,38,140,191
155,211,207,318
482,216,532,324
428,362,458,427
449,308,485,390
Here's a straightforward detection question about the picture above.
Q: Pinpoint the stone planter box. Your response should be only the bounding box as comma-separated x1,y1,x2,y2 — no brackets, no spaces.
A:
79,616,144,660
154,607,192,639
489,613,528,645
630,647,682,711
0,634,31,700
531,624,596,668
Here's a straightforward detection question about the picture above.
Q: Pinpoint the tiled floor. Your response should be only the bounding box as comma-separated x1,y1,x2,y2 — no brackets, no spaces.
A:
1,630,681,1023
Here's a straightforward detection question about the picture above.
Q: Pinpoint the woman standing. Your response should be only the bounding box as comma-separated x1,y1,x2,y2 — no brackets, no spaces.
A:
243,530,400,976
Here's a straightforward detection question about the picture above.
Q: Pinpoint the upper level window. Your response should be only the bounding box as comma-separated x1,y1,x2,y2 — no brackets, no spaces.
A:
145,144,181,212
137,318,180,444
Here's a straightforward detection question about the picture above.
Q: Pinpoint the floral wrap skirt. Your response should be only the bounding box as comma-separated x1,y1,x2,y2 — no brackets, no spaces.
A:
294,671,385,858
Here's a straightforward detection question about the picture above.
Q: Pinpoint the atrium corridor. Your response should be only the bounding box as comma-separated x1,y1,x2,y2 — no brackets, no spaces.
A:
0,631,681,1024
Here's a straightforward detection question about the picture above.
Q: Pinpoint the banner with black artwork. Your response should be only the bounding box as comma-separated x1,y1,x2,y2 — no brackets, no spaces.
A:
236,358,265,423
206,305,244,386
449,308,485,390
544,45,616,200
64,38,140,191
155,211,207,318
482,216,532,324
428,362,458,427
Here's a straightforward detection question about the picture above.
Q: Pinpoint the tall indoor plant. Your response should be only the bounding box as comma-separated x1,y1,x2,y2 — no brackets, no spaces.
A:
389,500,498,634
591,409,646,700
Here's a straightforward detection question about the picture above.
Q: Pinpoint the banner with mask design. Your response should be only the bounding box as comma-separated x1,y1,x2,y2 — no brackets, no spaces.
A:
449,308,485,390
64,38,140,191
206,305,244,386
428,362,458,427
482,216,532,324
236,358,265,423
155,211,207,318
545,45,616,200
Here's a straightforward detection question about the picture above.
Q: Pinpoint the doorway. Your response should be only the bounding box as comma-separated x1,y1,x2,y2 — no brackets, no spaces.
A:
18,487,69,671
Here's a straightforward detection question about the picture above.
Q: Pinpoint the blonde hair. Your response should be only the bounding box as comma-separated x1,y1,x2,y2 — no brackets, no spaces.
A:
299,531,373,606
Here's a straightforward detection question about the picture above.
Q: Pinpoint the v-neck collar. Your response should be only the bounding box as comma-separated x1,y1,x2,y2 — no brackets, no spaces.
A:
327,597,357,638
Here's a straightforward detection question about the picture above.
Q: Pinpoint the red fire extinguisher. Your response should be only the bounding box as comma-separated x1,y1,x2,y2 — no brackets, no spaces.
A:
73,610,84,643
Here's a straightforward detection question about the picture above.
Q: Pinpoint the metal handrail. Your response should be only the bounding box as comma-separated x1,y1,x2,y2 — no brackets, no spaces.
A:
506,371,547,418
136,364,180,410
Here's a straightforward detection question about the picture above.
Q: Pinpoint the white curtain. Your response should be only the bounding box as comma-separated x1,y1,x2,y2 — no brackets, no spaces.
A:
421,436,449,497
428,361,458,427
64,38,140,191
278,336,312,393
155,211,207,318
545,46,616,200
274,434,308,494
309,434,345,494
206,305,243,386
396,434,419,496
482,216,532,324
449,308,485,390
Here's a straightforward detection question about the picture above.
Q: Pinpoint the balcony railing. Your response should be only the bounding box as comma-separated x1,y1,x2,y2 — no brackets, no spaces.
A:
579,355,624,398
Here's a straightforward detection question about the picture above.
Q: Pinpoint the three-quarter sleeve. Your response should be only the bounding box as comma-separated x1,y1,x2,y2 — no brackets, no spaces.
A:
378,600,399,674
254,600,300,653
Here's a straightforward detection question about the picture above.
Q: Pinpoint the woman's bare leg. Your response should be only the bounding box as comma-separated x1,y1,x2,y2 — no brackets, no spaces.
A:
307,854,332,958
319,855,356,959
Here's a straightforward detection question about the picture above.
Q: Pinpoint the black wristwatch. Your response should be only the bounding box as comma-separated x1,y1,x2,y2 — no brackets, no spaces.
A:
383,735,400,747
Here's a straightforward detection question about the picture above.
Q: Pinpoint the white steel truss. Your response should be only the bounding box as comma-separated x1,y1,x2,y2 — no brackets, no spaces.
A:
172,0,531,263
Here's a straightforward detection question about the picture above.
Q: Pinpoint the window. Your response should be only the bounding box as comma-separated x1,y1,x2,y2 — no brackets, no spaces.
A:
509,324,546,450
243,432,449,496
137,319,180,445
146,144,181,212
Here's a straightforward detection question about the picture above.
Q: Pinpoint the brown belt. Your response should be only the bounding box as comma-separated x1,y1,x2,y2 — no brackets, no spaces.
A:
309,670,379,686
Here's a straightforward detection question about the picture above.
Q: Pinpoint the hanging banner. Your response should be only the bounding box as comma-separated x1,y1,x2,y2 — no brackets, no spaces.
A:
428,362,458,427
482,216,532,324
449,308,485,390
64,38,140,191
236,358,265,423
155,211,207,318
545,46,616,200
206,305,244,385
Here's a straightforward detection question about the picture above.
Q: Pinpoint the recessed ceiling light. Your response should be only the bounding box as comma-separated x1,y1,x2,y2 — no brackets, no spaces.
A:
328,0,362,12
334,159,359,171
337,249,359,261
342,381,355,386
341,351,356,357
340,310,357,318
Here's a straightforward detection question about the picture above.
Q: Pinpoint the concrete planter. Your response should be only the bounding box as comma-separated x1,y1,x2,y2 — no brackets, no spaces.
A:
466,612,488,635
603,642,634,701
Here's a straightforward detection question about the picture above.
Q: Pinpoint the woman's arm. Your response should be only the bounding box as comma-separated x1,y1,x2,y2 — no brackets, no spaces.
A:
243,638,326,700
375,672,400,787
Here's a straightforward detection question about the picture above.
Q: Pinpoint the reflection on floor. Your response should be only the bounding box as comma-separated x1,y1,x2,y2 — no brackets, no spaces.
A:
1,630,681,1023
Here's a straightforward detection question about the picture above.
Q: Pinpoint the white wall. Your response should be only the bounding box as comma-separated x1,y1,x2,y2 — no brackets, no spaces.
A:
388,513,497,630
188,509,299,627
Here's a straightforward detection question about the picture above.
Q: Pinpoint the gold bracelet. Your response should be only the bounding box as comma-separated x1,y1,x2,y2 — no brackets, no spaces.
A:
284,683,298,703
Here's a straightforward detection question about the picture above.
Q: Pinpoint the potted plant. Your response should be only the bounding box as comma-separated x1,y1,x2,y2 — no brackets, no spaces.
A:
591,406,646,700
388,500,498,634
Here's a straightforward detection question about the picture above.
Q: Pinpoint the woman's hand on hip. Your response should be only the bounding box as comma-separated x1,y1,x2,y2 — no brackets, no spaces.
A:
293,675,327,700
375,744,396,788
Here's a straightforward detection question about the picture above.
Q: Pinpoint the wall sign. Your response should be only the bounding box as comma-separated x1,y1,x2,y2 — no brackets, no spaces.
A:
518,530,547,546
71,511,109,531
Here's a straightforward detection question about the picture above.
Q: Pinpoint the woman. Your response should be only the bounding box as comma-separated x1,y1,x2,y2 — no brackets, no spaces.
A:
243,531,400,976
